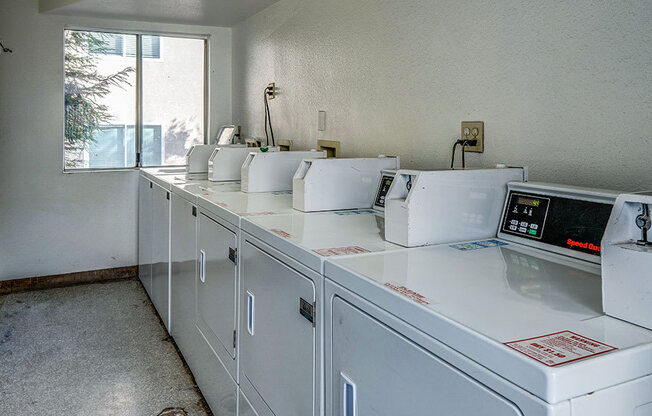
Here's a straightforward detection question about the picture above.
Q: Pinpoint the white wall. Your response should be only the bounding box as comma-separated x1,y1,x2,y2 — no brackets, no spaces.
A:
0,0,232,281
232,0,652,191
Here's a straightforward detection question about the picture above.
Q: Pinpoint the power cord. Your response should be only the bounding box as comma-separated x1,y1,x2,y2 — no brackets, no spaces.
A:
0,41,12,54
450,139,477,169
263,85,275,147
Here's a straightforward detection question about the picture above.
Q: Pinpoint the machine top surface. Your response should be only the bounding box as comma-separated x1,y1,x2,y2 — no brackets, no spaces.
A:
242,209,402,273
325,240,652,404
197,189,295,227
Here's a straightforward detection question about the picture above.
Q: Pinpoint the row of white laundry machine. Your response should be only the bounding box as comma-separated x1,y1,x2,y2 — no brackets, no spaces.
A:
137,145,652,416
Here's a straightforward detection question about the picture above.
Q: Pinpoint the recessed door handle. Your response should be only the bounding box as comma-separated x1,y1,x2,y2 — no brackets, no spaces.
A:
246,291,255,336
199,250,206,283
341,373,357,416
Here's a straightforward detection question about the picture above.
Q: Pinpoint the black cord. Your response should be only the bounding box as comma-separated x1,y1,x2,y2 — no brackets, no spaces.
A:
263,87,275,147
450,141,461,169
0,41,12,53
265,92,275,146
264,91,269,146
451,139,477,169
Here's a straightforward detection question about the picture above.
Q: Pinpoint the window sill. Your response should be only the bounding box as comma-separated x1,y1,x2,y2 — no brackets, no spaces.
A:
63,165,185,174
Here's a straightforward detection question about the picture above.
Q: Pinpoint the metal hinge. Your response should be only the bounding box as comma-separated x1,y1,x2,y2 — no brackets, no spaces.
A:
192,206,197,217
228,247,238,265
300,298,316,327
136,152,141,165
233,330,237,349
149,181,153,189
166,191,170,200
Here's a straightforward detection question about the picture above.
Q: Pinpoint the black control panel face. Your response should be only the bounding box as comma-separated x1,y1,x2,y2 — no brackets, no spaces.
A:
374,174,395,208
501,191,613,256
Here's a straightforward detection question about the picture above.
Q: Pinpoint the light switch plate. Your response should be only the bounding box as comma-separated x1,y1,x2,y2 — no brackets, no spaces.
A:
461,121,484,153
318,111,326,131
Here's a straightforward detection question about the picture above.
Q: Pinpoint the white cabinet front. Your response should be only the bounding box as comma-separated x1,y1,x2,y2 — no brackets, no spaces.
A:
197,213,237,363
241,240,316,416
329,296,523,416
170,194,197,355
137,176,153,296
151,183,170,328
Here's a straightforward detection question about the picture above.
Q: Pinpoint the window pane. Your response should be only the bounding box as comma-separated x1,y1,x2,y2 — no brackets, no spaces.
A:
89,126,125,168
64,30,136,169
125,35,161,59
142,36,205,166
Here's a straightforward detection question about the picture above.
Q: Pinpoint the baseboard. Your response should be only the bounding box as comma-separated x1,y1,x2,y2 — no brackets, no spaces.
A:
0,266,138,295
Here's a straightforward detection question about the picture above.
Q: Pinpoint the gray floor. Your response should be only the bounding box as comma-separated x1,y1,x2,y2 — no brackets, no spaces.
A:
0,279,209,415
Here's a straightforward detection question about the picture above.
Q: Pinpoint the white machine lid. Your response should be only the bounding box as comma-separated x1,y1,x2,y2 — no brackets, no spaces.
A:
197,190,295,227
325,241,652,404
171,181,242,204
242,209,403,273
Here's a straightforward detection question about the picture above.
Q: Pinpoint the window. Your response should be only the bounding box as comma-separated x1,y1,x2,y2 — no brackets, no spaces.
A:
64,29,206,170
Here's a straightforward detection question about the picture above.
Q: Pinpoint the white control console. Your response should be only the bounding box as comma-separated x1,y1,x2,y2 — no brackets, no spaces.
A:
385,167,528,247
185,144,220,179
208,146,279,182
292,156,400,212
602,192,652,330
241,150,326,193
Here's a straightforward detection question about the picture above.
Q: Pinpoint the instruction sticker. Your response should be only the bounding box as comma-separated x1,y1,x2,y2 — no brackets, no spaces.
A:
450,239,508,251
383,282,431,305
271,229,292,238
504,330,617,367
312,246,371,257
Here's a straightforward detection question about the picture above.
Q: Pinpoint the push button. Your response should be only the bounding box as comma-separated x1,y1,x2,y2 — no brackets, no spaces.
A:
510,220,518,226
519,227,527,233
530,224,539,230
509,225,517,231
520,221,529,227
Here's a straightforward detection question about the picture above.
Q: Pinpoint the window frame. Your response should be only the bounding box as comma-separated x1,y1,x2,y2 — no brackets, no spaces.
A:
62,26,209,173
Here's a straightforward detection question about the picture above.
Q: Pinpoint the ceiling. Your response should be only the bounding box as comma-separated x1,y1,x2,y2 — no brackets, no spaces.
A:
39,0,280,27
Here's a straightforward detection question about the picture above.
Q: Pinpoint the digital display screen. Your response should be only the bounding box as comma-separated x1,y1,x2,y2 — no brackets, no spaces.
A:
517,197,543,207
502,191,613,256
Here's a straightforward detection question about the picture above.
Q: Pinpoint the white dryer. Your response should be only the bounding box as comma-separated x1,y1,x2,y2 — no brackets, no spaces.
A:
238,167,527,416
323,182,652,416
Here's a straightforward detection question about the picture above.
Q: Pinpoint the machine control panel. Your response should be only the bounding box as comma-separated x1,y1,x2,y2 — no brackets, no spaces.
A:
501,190,613,256
502,193,550,239
374,174,395,209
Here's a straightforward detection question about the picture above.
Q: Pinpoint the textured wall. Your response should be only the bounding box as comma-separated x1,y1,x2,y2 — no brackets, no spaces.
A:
232,0,652,191
0,1,232,280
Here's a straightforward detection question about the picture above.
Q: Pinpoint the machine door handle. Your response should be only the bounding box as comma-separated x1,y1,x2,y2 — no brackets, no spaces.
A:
341,373,357,416
199,250,206,283
246,291,255,336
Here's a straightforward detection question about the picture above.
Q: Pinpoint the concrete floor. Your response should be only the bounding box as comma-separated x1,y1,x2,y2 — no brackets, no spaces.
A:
0,279,210,415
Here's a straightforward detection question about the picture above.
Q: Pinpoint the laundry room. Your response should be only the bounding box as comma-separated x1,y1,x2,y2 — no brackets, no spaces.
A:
0,0,650,415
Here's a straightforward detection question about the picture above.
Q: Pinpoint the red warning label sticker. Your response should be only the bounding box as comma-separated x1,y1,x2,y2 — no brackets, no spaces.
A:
504,330,617,367
383,282,431,305
238,211,276,217
271,229,292,238
312,246,371,257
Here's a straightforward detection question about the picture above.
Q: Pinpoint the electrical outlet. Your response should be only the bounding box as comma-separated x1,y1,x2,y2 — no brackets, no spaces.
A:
460,121,484,153
317,139,340,158
266,83,275,99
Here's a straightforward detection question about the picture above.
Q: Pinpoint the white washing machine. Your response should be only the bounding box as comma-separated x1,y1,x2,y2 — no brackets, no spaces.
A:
323,182,652,416
238,167,527,416
194,179,304,416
